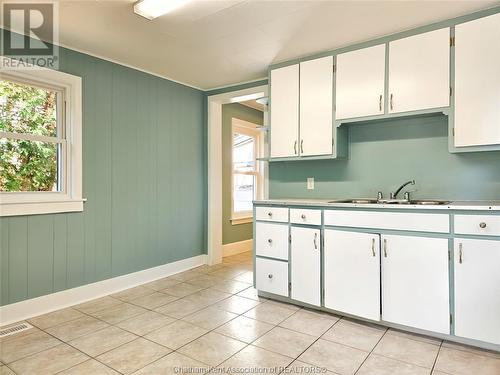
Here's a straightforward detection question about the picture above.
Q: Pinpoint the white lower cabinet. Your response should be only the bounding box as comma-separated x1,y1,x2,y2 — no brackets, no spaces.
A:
256,257,289,297
291,227,321,306
454,239,500,345
324,230,380,320
381,234,450,334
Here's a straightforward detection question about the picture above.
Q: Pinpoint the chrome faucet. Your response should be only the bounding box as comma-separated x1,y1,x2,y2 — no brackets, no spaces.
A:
390,180,415,200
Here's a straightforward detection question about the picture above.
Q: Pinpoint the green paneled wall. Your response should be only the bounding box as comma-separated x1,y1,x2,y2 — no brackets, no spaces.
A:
0,45,205,306
269,115,500,200
222,103,263,245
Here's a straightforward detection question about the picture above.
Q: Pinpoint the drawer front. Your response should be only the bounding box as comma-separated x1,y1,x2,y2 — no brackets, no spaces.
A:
255,222,289,260
256,258,289,297
324,210,449,233
455,215,500,236
255,207,289,223
290,208,322,226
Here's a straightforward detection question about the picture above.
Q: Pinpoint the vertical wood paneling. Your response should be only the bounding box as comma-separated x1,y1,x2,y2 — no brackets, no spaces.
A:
93,59,113,282
1,45,206,307
8,217,28,303
27,215,54,298
53,214,67,292
1,219,9,305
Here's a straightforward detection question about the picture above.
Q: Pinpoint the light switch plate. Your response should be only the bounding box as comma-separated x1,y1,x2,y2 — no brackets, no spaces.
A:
307,177,314,190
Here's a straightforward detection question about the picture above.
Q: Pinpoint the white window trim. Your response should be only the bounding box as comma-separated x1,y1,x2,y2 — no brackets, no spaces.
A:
0,60,84,217
230,117,264,225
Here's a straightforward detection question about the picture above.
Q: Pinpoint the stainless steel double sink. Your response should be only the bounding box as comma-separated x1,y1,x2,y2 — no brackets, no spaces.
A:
328,199,451,205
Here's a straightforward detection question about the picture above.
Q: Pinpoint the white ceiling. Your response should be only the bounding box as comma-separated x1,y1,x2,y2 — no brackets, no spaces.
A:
7,0,500,90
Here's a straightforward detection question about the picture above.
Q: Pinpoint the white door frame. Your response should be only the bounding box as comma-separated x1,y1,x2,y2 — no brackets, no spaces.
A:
207,85,268,265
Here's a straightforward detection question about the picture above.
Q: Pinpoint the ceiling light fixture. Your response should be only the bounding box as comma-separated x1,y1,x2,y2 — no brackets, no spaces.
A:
230,92,266,103
134,0,190,20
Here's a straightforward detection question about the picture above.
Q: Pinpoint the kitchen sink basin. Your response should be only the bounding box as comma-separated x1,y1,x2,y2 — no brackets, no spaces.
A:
328,199,451,205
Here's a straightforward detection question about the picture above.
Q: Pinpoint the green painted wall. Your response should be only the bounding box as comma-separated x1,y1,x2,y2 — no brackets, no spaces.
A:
269,115,500,200
0,41,205,306
222,103,263,245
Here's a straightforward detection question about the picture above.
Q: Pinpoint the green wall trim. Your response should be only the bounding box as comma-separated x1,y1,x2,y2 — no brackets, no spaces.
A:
205,79,268,96
222,103,263,245
0,31,206,307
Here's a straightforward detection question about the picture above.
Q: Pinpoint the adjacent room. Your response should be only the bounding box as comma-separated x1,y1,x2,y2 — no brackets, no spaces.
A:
0,1,499,374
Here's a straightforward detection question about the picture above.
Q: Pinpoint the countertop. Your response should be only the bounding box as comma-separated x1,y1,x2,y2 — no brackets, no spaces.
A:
254,198,500,211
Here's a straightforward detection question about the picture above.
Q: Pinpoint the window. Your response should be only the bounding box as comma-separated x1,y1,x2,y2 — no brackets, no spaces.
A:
231,118,263,224
0,64,82,216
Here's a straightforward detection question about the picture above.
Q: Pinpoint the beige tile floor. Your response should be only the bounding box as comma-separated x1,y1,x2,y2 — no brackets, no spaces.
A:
1,251,499,375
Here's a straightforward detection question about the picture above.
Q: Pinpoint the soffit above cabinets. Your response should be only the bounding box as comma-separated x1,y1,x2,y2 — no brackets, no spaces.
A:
21,1,499,90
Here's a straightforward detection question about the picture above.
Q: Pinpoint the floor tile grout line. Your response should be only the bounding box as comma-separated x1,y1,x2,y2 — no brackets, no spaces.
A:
430,339,444,374
352,326,389,375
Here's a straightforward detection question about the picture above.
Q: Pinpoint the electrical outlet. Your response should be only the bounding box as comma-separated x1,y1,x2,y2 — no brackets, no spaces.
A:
307,177,314,190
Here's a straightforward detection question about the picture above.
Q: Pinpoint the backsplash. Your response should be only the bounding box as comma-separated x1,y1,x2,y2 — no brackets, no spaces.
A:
269,114,500,201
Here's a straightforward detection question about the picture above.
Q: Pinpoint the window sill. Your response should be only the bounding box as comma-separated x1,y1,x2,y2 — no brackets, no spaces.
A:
0,199,85,217
231,216,253,225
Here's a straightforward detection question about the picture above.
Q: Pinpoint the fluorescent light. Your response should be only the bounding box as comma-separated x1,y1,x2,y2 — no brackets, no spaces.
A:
230,92,266,103
134,0,190,20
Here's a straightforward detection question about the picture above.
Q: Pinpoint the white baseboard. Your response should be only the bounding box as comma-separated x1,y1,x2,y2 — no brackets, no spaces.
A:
0,254,208,326
223,239,253,257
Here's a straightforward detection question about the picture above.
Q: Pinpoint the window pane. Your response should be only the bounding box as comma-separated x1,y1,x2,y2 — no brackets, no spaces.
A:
233,133,255,172
0,138,59,192
0,79,58,137
233,174,254,213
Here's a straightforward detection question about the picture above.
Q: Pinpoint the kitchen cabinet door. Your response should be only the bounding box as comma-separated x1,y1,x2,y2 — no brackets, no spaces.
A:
270,64,299,158
291,226,321,306
454,13,500,147
381,234,449,333
324,230,380,320
336,44,386,119
454,239,500,345
299,56,333,156
388,28,450,113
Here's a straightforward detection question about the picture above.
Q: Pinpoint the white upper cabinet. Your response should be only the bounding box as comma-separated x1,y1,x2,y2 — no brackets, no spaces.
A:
381,234,449,334
454,239,500,345
388,28,450,113
336,44,386,120
270,64,299,158
299,56,333,156
454,13,500,147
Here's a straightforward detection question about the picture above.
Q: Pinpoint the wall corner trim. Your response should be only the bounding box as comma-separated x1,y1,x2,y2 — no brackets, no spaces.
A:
222,239,253,257
0,254,208,326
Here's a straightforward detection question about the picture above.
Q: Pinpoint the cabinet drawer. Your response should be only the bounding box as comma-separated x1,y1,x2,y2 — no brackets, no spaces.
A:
454,215,500,236
324,210,449,233
256,258,289,297
256,223,289,260
290,209,321,226
255,207,289,223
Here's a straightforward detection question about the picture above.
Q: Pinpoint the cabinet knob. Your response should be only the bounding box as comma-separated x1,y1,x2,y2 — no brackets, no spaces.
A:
479,222,487,229
267,238,273,244
301,214,306,219
268,274,273,279
267,212,272,217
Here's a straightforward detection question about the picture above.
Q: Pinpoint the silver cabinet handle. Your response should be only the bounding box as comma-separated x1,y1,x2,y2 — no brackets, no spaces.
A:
459,243,463,264
301,214,306,220
390,93,394,111
372,238,376,257
300,139,304,154
383,239,388,257
379,94,382,111
479,222,487,229
267,239,272,244
294,140,297,155
313,232,318,250
268,274,273,279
